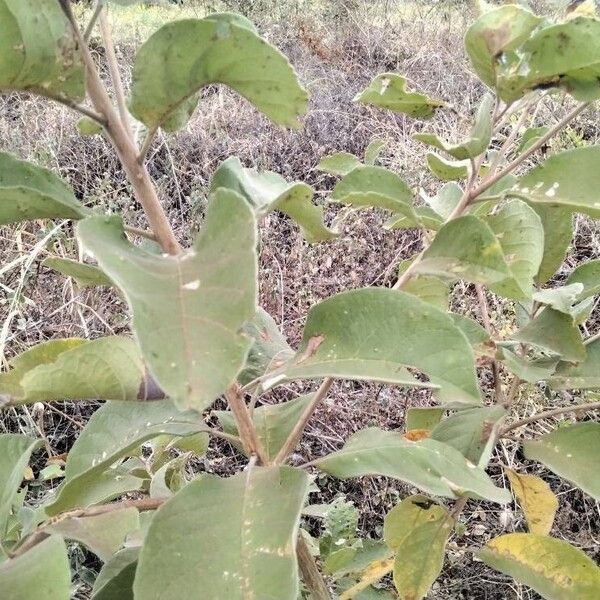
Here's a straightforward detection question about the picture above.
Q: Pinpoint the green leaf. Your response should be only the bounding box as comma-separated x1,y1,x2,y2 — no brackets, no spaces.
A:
46,507,140,562
355,73,444,119
92,547,138,600
414,215,511,286
215,394,313,461
130,14,307,132
0,0,85,101
0,434,41,537
384,496,454,600
314,428,510,503
497,347,558,384
77,117,103,136
331,165,416,221
317,152,362,176
43,257,113,288
0,337,146,405
331,539,393,578
498,18,600,102
405,408,445,433
134,467,308,600
265,288,481,406
430,406,506,467
423,182,462,220
0,152,87,225
364,139,386,165
518,126,550,154
239,308,293,386
413,94,494,160
426,153,469,181
487,199,544,300
566,259,600,299
210,156,335,243
479,533,600,600
532,206,572,284
513,147,600,219
0,536,71,600
511,308,586,362
533,284,584,315
449,314,490,348
45,400,208,515
464,5,542,89
149,454,190,499
523,422,600,500
402,274,449,312
551,338,600,389
77,189,257,412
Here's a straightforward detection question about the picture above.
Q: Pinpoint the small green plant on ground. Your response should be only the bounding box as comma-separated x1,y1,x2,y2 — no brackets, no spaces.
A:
0,1,600,599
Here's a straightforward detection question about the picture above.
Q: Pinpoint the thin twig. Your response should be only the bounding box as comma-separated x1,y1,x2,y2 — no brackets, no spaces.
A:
123,224,158,242
99,7,135,141
83,0,104,41
138,126,159,163
297,535,332,600
500,401,600,436
274,378,334,465
46,93,107,126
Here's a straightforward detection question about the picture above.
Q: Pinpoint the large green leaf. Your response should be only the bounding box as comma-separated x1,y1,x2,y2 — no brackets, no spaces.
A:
430,406,506,467
566,259,600,299
0,337,146,405
464,5,542,89
487,199,544,300
523,422,600,500
0,434,41,536
402,274,449,312
0,153,87,226
405,408,445,433
331,165,416,223
46,507,140,561
215,394,313,460
414,215,511,286
512,147,600,219
314,428,510,503
130,14,307,132
239,308,294,386
498,17,600,102
384,496,454,600
43,257,113,288
45,401,208,515
0,0,84,101
532,206,572,284
264,288,481,406
413,94,494,160
210,156,335,242
77,189,257,412
551,338,600,389
423,182,462,220
511,308,586,362
0,536,71,600
355,73,443,119
479,533,600,600
92,547,139,600
497,347,558,384
134,467,308,600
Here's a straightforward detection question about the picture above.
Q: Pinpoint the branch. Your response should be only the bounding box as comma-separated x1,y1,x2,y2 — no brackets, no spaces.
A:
500,401,600,436
138,126,159,163
224,384,268,464
274,378,334,464
297,535,332,600
46,93,107,126
12,496,164,558
84,1,104,41
123,223,158,242
60,0,181,255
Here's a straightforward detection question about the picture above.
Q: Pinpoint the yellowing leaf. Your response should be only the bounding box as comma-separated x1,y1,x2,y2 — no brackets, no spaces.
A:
339,558,395,600
506,469,558,535
479,533,600,600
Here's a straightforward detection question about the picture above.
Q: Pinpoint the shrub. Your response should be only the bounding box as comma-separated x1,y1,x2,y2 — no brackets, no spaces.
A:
0,1,599,599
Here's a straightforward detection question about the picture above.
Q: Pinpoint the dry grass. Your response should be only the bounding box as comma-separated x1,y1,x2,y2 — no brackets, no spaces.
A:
1,1,599,598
